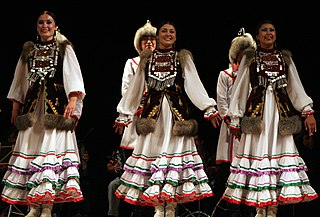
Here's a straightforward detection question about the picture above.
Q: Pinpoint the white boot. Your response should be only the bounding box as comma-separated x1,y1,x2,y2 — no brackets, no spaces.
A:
25,205,41,217
267,206,277,217
255,207,266,217
165,202,177,217
154,205,165,217
40,204,53,217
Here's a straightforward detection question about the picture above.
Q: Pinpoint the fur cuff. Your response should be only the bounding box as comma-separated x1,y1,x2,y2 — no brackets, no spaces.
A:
173,119,198,136
136,118,156,135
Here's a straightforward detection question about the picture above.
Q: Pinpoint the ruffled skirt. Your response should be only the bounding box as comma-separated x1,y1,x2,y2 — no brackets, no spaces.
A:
1,116,83,205
115,97,213,206
222,86,318,207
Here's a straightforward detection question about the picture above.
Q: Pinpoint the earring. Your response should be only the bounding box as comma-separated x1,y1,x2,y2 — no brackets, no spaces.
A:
54,27,60,41
54,29,58,41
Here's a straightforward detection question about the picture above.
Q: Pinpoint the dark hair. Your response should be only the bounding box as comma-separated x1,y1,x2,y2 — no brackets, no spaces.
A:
156,20,180,49
156,20,176,36
255,19,275,35
255,19,281,49
38,10,57,24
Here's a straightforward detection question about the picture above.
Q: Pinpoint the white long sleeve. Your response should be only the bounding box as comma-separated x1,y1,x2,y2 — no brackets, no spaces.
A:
62,45,86,117
116,59,145,116
286,57,313,111
121,57,139,96
7,58,29,104
183,54,217,111
227,55,251,119
216,68,234,117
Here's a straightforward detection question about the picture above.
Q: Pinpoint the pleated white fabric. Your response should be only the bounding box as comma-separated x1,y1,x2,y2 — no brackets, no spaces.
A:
115,98,213,206
222,86,318,207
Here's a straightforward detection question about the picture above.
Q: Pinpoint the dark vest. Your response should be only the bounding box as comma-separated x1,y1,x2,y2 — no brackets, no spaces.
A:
15,39,77,131
141,49,192,121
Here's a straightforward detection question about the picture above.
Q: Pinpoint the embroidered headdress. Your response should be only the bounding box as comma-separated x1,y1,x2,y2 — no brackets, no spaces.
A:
134,20,157,54
229,27,256,65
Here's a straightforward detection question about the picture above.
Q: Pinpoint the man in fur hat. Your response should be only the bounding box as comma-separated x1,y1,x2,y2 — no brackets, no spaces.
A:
213,28,256,217
114,20,157,148
109,20,157,217
216,28,256,167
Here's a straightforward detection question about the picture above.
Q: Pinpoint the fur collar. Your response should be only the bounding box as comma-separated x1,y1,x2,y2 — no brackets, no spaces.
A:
139,48,193,72
20,39,72,63
281,49,292,65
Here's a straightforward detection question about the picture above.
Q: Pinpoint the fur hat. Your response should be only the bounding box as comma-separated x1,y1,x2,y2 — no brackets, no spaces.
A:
229,27,256,65
134,20,157,54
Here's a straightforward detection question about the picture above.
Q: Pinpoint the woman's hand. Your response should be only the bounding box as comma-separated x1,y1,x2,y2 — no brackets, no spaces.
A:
209,113,222,128
305,115,317,136
230,128,241,139
11,100,20,125
64,96,77,119
113,123,125,135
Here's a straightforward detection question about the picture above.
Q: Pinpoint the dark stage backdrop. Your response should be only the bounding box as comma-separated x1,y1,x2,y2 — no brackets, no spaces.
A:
0,1,319,216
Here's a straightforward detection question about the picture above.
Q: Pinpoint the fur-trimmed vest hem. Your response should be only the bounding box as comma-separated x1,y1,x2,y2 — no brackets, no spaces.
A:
136,118,156,135
136,118,198,136
240,116,264,134
240,115,302,135
15,113,77,131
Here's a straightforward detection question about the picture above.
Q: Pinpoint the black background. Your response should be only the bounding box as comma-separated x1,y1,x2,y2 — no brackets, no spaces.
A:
0,1,319,216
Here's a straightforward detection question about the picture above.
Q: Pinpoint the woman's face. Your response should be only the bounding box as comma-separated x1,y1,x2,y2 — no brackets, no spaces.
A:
157,23,176,49
37,13,56,42
256,23,276,49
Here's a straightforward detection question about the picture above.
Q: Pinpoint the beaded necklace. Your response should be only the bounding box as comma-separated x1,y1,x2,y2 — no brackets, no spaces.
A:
28,39,59,84
147,49,177,91
256,49,287,89
256,49,285,78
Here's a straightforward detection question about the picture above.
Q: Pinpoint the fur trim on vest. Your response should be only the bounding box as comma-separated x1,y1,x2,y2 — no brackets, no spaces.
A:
278,115,302,135
240,115,302,135
20,40,72,63
136,118,156,135
136,49,198,137
240,116,264,134
15,113,77,131
281,49,292,65
136,118,198,136
178,49,193,66
172,119,198,136
43,114,78,131
15,113,36,131
138,49,193,77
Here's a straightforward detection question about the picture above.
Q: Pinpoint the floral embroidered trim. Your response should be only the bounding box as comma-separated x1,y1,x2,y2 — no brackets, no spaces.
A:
115,114,132,126
68,91,82,98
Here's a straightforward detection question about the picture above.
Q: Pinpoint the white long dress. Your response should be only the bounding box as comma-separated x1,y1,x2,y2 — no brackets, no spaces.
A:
115,49,215,206
1,44,86,206
216,67,240,163
222,49,318,207
119,56,140,150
